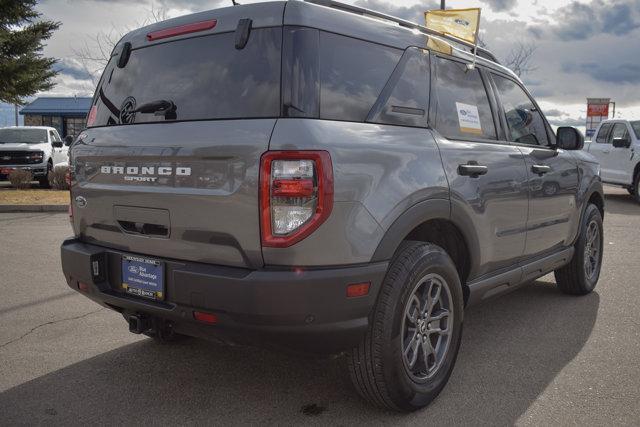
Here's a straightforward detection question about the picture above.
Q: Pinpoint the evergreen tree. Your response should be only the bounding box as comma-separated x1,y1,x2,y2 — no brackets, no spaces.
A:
0,0,60,104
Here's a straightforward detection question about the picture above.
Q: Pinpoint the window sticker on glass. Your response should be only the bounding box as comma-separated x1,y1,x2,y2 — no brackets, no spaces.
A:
455,102,482,135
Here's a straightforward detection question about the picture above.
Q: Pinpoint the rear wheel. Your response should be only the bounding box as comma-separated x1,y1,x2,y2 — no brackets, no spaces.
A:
554,204,603,295
347,242,464,411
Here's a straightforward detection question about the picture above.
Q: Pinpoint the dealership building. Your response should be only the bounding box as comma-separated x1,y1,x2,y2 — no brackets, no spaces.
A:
19,97,92,139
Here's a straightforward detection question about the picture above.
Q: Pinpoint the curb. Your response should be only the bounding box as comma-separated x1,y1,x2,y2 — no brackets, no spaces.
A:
0,205,68,213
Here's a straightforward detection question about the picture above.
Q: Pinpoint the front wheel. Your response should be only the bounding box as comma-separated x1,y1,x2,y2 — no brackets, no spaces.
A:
554,204,603,295
347,242,464,412
38,162,52,189
633,174,640,203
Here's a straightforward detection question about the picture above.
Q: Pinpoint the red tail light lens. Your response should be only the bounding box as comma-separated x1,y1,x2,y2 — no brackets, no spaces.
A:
86,105,97,127
260,151,333,248
147,19,217,41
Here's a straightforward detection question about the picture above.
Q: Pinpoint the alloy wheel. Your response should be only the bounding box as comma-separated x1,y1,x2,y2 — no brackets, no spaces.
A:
401,273,453,382
583,220,601,280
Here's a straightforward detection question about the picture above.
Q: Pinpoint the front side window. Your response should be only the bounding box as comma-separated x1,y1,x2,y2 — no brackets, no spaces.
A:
49,131,62,143
596,123,613,143
492,74,549,146
433,57,497,140
608,123,629,143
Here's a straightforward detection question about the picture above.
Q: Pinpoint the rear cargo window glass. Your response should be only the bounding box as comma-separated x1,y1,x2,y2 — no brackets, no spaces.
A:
319,32,402,122
368,48,430,128
91,28,282,127
433,57,496,140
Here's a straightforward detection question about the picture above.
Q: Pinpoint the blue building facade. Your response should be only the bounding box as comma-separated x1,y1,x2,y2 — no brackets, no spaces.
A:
20,97,92,138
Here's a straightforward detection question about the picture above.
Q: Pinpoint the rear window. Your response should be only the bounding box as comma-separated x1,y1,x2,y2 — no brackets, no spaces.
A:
433,57,497,140
90,28,282,127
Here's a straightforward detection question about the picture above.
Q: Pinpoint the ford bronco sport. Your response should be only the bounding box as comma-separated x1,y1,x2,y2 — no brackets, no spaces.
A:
60,0,604,411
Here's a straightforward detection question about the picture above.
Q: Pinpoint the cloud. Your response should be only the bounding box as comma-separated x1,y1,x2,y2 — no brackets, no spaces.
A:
354,0,439,23
479,0,518,12
562,62,640,84
547,116,586,127
53,58,93,82
530,0,640,41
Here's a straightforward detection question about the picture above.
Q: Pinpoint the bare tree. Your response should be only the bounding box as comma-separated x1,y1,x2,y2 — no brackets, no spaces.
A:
503,41,537,78
73,4,170,87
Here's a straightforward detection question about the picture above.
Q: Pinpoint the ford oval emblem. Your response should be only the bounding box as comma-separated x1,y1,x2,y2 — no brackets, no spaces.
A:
75,196,87,208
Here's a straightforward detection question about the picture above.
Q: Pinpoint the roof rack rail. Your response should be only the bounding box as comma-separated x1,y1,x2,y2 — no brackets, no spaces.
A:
302,0,499,64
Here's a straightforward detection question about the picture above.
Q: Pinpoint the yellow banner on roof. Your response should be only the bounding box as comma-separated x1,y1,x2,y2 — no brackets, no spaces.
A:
425,8,481,45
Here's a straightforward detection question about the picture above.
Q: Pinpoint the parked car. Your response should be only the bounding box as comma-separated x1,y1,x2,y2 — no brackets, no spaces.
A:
0,126,69,188
60,0,604,411
584,119,640,202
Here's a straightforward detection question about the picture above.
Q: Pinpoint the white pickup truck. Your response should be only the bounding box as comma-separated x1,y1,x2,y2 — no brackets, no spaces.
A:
585,119,640,202
0,126,70,188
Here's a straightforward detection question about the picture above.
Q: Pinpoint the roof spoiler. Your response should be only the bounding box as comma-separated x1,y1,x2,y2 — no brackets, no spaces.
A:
303,0,500,64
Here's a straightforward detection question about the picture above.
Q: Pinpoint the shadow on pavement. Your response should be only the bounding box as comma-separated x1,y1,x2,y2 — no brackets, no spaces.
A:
0,279,599,425
603,189,638,215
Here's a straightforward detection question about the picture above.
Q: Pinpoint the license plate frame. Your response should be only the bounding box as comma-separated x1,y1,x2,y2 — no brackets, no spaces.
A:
121,255,165,300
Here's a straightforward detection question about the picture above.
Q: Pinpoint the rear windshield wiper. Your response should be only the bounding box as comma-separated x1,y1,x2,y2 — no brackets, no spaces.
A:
135,99,177,120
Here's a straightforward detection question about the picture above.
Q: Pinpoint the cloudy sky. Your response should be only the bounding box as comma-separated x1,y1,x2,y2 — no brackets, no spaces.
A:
3,0,639,130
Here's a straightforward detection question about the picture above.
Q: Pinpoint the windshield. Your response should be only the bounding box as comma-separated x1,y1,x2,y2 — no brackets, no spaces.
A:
0,128,48,144
631,121,640,139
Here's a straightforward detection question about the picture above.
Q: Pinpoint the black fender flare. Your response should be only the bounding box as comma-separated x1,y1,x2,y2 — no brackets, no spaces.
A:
371,198,480,278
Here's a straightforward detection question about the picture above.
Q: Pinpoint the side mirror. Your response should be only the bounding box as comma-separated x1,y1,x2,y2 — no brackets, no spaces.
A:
612,136,631,148
64,135,74,146
556,127,584,150
52,140,63,148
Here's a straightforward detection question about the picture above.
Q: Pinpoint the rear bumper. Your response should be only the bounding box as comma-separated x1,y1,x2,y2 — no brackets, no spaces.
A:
60,238,388,353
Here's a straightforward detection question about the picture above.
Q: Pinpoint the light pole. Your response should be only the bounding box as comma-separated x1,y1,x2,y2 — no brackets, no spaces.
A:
441,0,445,10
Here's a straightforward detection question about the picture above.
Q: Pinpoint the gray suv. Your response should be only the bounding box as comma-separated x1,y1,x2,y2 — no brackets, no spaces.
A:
60,0,604,411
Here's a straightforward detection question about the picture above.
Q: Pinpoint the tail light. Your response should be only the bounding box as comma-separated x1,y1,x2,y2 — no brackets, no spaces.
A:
86,105,97,127
260,151,333,247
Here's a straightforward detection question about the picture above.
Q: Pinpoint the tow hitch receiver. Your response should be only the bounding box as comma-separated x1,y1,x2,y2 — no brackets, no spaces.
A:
128,314,151,334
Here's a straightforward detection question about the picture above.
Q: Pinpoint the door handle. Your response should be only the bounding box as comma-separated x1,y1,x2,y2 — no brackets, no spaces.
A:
458,163,488,177
531,164,552,175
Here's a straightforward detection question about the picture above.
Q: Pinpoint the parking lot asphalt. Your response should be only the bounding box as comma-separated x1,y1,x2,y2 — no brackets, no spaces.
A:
1,186,639,425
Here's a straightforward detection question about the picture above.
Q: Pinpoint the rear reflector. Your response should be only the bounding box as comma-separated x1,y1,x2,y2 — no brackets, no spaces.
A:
193,311,218,325
147,19,217,41
347,282,370,298
78,282,90,292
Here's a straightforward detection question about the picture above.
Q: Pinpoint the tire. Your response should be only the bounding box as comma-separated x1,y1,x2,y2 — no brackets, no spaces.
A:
347,241,464,412
38,162,52,189
554,204,603,295
633,174,640,203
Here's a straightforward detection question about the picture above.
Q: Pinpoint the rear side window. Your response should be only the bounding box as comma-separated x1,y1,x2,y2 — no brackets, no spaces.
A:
492,74,549,146
596,123,613,143
91,28,282,127
319,32,401,122
367,48,430,127
433,57,497,140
